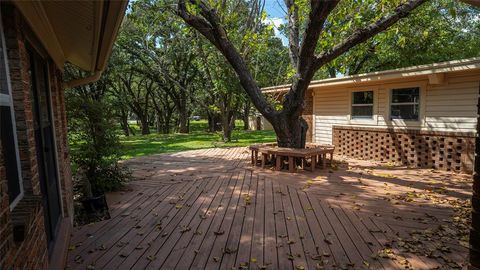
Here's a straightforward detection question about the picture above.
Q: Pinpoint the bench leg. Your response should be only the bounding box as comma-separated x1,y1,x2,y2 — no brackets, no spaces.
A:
310,155,316,172
323,153,327,168
288,156,295,173
261,153,268,168
253,151,258,166
251,151,254,165
276,155,282,171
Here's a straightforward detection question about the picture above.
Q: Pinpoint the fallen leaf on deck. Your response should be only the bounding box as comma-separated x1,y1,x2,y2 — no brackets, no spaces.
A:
147,255,156,261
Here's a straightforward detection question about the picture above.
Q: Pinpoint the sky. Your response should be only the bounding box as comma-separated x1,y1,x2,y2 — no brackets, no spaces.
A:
263,0,288,45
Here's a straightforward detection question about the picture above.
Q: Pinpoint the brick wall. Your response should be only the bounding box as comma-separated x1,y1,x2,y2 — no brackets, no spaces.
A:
0,144,11,267
1,3,73,269
333,126,475,173
49,65,74,219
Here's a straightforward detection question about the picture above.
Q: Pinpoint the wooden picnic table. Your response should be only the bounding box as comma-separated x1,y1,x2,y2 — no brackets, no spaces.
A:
249,143,335,173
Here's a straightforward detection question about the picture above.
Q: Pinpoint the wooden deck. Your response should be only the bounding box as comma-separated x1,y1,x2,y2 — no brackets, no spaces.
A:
67,147,471,269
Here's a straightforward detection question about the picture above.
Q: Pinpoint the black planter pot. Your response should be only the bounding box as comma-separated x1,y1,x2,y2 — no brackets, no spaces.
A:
81,194,108,214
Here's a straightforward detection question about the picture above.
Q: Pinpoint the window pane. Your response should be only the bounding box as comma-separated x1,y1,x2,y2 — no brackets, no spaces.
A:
391,104,419,120
0,106,21,204
391,87,419,103
352,105,373,119
352,91,373,104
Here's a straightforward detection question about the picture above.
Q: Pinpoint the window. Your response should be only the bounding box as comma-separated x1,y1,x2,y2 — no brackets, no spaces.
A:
351,91,374,119
390,87,420,120
0,14,23,208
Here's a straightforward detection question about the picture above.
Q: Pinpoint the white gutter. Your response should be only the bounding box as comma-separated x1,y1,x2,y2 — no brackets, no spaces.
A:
262,57,480,93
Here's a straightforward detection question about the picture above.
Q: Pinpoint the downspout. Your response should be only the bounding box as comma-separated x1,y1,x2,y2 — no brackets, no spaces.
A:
63,70,102,89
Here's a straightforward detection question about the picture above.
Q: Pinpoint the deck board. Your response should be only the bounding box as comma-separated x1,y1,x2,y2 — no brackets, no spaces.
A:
67,147,471,269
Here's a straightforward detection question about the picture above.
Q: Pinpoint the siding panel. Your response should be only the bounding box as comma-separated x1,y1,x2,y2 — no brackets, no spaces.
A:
313,73,480,144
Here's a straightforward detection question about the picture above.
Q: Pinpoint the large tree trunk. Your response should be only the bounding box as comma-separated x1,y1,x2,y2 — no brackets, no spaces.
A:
139,115,150,135
242,101,250,130
470,88,480,268
119,110,129,136
221,111,235,142
156,114,163,133
207,112,221,132
178,107,189,133
271,114,308,148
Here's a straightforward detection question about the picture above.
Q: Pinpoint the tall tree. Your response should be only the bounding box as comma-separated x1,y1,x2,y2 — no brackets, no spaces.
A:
319,0,480,78
119,0,199,133
178,0,428,148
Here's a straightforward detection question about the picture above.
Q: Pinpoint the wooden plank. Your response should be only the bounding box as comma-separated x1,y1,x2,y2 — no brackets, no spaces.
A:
330,205,384,269
173,172,236,269
71,184,187,269
287,186,320,270
203,171,245,269
118,176,212,269
250,174,266,268
219,169,252,269
317,200,364,267
71,186,155,244
69,187,166,262
158,174,226,269
187,171,238,270
262,178,278,269
279,183,308,269
371,217,432,269
306,193,350,265
90,183,186,269
235,170,258,269
296,190,335,270
145,175,222,269
271,179,293,270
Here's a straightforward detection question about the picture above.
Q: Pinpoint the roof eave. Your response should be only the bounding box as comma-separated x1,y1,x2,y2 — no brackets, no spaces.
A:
262,57,480,93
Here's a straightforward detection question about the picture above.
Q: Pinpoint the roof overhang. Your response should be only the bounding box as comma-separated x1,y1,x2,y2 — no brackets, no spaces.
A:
262,57,480,93
14,0,128,73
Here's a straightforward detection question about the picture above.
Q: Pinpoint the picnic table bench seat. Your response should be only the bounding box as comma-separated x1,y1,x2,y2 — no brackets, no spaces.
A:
249,143,335,173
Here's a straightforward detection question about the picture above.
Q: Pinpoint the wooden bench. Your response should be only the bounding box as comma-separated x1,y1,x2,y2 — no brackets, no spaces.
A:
249,143,335,173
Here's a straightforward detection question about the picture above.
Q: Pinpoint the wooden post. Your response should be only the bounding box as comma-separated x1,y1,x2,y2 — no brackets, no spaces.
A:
276,156,282,171
288,156,295,173
261,153,268,168
471,90,480,269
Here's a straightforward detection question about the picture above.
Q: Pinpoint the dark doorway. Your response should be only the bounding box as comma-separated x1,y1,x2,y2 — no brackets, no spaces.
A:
28,45,61,253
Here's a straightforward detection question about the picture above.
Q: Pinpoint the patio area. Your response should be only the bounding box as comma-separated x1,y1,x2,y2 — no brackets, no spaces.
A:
66,147,471,269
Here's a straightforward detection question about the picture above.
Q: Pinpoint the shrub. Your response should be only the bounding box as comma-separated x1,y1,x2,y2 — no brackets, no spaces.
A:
67,94,130,197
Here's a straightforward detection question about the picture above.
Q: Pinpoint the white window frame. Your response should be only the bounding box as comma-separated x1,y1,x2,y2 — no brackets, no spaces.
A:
390,87,420,121
348,87,378,125
385,81,426,128
0,11,24,210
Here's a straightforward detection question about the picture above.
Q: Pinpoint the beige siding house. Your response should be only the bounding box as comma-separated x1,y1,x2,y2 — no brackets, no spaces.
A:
263,58,480,173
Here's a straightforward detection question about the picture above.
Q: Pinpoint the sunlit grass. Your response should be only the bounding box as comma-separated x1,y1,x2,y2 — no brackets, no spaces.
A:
117,120,276,159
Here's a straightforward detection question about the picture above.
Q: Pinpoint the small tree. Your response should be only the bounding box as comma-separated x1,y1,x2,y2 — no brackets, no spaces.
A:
66,67,130,197
178,0,428,148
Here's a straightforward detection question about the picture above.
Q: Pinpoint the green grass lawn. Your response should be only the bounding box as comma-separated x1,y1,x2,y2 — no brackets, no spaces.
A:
119,120,276,159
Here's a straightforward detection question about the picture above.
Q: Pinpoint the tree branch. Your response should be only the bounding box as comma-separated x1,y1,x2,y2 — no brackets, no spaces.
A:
285,0,300,68
314,0,428,68
297,0,339,75
177,0,276,120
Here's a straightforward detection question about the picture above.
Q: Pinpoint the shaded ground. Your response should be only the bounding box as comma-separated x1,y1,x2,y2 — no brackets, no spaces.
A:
67,147,471,269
